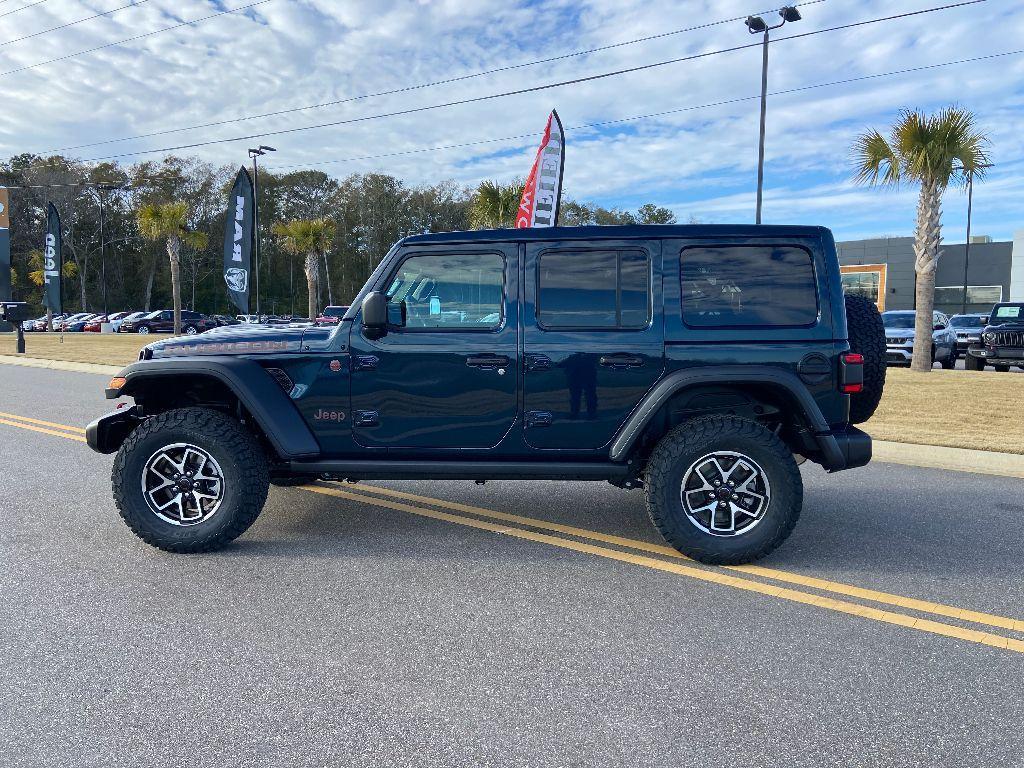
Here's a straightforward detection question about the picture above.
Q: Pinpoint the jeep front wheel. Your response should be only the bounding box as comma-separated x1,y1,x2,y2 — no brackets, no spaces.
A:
111,408,269,553
643,415,802,565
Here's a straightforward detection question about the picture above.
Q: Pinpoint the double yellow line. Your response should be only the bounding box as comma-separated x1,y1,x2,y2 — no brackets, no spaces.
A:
2,408,1023,654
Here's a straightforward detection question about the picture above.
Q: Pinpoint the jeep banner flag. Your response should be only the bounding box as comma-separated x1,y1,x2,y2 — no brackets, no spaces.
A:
43,202,62,313
515,110,565,228
0,187,10,302
222,166,254,314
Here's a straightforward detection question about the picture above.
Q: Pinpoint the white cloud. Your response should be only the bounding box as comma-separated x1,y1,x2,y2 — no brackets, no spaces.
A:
2,0,1022,240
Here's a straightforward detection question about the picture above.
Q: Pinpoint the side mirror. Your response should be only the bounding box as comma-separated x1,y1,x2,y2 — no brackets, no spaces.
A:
361,292,387,335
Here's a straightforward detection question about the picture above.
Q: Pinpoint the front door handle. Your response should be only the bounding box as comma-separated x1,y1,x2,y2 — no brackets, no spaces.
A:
466,354,511,370
599,354,644,369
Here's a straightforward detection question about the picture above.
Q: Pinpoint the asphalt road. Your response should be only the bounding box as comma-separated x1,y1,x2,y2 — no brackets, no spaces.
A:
1,364,1022,768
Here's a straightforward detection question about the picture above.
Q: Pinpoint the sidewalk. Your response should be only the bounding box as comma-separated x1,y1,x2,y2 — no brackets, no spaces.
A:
1,353,1022,478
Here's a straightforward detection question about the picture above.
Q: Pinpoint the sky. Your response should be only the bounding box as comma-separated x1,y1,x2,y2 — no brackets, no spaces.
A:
1,0,1023,242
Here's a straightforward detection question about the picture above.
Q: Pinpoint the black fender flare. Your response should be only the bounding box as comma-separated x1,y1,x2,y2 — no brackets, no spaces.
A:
608,365,846,469
107,356,320,459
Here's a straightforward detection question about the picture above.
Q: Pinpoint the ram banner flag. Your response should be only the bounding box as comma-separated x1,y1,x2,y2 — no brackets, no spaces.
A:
515,110,565,228
222,166,254,314
43,203,62,314
0,187,10,302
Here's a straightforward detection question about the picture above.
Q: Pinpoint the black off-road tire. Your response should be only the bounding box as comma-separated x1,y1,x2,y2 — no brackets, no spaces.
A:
965,354,984,371
994,364,1011,373
643,415,803,565
843,294,886,424
941,348,957,369
112,407,269,553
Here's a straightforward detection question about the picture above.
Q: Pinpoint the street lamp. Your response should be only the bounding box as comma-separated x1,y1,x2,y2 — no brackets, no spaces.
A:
248,145,276,317
745,6,801,225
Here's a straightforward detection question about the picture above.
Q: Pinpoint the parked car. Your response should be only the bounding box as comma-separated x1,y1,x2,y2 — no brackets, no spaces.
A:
882,310,957,368
211,315,241,327
119,310,217,335
88,223,883,564
315,305,349,325
111,312,147,333
966,302,1024,372
949,313,989,352
22,315,46,332
32,313,67,331
57,313,97,332
82,312,131,332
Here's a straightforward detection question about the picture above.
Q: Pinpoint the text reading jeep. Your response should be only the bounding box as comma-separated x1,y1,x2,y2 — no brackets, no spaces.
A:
87,225,885,564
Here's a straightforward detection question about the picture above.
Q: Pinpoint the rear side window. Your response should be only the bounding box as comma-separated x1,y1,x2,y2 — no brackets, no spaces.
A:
538,250,650,329
680,245,817,328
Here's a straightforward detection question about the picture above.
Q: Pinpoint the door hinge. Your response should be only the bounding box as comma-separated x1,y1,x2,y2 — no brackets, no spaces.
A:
525,410,553,427
353,410,379,427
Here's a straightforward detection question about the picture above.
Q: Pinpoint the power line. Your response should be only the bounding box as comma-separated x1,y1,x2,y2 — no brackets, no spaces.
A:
0,0,153,49
0,0,274,77
58,1,988,164
0,0,48,20
43,0,831,153
263,49,1024,174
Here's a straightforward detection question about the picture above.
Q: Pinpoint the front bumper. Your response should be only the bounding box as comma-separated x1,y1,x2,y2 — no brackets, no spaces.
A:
967,346,1024,366
85,406,142,454
885,345,913,364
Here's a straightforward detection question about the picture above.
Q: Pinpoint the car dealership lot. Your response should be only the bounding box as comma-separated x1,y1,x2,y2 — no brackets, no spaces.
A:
1,364,1023,767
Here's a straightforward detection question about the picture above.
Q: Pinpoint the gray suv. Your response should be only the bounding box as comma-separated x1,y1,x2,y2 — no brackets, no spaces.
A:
883,310,957,368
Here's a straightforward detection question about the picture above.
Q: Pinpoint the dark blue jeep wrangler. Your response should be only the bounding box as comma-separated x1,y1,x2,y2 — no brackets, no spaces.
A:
87,224,885,564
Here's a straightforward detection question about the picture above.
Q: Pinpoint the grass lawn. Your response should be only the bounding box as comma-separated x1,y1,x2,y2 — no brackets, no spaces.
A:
7,332,153,366
5,333,1023,454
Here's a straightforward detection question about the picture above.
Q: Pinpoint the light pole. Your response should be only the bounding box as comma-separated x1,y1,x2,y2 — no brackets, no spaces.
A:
960,163,992,315
97,181,124,317
248,145,276,318
745,6,801,225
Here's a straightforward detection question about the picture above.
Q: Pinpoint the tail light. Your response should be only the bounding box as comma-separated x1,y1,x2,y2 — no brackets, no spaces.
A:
840,352,864,394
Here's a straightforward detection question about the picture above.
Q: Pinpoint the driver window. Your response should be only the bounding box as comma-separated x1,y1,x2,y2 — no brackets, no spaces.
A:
386,252,504,329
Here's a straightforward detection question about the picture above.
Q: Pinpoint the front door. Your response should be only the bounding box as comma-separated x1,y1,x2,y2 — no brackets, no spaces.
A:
349,244,519,449
523,239,664,450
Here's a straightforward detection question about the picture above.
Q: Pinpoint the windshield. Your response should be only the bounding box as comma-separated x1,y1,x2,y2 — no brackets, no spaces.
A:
323,306,347,317
882,313,916,329
991,304,1024,321
950,315,985,328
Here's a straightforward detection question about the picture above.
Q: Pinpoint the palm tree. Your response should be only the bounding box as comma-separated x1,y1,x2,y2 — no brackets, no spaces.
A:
853,107,990,372
136,202,208,335
273,218,337,321
469,180,525,229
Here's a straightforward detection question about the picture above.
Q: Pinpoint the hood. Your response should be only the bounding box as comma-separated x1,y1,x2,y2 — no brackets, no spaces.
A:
985,320,1024,332
884,326,916,338
142,324,336,359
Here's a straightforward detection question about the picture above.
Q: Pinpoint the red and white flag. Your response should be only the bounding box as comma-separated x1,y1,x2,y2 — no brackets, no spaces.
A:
515,110,565,228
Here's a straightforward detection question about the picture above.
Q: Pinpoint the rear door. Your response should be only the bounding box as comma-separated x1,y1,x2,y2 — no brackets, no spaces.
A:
349,243,519,449
522,239,664,450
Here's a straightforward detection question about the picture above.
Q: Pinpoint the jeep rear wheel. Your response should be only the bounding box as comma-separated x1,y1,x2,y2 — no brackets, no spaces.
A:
643,415,802,565
965,354,984,371
843,295,886,424
112,408,269,553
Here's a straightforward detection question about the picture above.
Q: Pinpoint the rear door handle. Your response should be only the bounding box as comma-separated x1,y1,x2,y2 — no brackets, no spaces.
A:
466,354,511,369
599,355,643,369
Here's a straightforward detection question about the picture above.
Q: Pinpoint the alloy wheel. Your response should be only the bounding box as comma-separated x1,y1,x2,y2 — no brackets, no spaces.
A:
680,451,771,536
141,443,225,526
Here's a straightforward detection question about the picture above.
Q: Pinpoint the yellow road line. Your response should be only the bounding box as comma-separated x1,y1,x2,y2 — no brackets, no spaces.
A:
351,483,1024,635
0,418,87,443
0,411,86,434
304,483,1024,655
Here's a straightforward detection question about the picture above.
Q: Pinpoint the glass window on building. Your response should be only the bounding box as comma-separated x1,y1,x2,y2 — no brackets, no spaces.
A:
934,285,1003,308
840,264,886,311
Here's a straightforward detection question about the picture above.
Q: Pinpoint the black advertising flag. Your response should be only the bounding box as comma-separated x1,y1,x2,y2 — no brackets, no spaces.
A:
43,202,62,313
0,187,10,301
223,167,254,314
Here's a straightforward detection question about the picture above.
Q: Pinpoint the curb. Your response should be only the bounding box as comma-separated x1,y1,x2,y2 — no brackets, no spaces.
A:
873,440,1024,479
1,354,1022,479
0,354,121,376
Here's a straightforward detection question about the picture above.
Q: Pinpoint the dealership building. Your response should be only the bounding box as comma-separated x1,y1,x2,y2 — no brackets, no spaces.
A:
836,230,1024,316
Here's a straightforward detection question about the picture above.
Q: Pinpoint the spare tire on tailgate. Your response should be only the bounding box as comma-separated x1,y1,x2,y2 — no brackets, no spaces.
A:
843,294,886,424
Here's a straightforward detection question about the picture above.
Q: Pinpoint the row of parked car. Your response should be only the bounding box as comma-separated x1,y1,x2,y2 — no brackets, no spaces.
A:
883,303,1024,371
20,306,350,335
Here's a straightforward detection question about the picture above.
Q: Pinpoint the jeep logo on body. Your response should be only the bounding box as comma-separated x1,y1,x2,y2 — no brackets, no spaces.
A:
313,409,345,422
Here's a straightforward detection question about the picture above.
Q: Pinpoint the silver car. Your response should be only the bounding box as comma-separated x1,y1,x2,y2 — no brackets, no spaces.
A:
882,310,958,368
949,313,989,352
